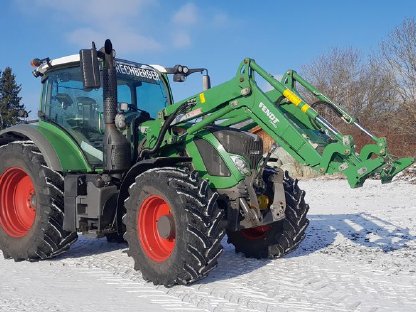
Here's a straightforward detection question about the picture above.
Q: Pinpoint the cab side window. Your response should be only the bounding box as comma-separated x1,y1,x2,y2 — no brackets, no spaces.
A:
42,67,104,165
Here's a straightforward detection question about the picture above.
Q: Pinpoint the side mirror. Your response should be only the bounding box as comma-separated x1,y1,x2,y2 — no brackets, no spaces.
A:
166,64,210,90
202,74,211,90
80,42,101,89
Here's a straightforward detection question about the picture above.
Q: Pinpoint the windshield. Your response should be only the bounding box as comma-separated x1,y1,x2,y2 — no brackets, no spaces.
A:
41,60,169,165
115,60,169,117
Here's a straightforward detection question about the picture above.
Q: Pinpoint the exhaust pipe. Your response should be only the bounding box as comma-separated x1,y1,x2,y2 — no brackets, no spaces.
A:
102,40,131,173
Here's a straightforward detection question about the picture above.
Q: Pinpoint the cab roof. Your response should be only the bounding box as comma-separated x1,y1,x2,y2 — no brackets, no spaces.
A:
33,54,167,76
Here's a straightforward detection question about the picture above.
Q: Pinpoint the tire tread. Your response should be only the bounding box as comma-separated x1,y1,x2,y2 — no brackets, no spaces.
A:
124,167,225,286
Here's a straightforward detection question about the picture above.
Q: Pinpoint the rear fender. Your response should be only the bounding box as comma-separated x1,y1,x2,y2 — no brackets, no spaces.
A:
0,124,63,171
0,124,91,172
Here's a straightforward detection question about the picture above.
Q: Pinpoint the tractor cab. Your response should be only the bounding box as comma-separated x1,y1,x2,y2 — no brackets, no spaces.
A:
33,55,172,165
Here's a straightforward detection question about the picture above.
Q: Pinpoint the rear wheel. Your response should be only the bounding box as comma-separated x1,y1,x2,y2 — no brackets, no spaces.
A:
124,167,225,286
0,141,77,260
227,171,309,258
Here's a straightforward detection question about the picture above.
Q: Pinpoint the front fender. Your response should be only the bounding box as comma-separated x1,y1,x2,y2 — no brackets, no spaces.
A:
116,157,192,233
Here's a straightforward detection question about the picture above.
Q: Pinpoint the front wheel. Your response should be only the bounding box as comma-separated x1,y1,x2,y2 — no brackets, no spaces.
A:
227,171,309,259
124,167,225,286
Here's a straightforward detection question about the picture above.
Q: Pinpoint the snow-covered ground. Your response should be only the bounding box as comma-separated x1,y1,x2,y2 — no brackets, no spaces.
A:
1,179,415,312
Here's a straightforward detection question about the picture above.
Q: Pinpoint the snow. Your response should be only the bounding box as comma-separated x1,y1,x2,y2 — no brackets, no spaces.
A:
1,179,415,312
394,163,416,184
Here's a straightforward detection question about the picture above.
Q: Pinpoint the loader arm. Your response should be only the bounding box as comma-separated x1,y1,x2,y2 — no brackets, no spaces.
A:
144,58,414,188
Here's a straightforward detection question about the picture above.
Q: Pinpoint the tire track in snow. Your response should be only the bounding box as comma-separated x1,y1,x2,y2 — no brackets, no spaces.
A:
42,233,416,312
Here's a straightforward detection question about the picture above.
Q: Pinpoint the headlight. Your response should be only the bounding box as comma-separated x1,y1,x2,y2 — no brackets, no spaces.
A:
230,155,251,176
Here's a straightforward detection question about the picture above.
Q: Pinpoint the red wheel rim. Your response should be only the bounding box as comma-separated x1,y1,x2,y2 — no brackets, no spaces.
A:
138,195,175,262
241,225,271,240
0,167,36,238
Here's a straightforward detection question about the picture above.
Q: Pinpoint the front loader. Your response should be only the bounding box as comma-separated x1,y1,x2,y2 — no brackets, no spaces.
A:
0,40,413,286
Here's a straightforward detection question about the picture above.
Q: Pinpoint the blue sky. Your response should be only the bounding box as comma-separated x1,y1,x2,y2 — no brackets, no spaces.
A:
1,0,415,117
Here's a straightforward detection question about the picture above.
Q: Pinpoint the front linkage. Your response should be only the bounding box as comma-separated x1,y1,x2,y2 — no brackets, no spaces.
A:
147,58,414,188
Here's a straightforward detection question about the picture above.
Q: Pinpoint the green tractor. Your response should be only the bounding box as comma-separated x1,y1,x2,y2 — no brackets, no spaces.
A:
0,40,413,286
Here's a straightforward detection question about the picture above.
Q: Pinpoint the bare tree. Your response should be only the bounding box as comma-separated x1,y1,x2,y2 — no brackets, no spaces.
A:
302,48,363,117
262,18,416,159
381,18,416,104
380,17,416,141
301,48,397,127
300,47,412,155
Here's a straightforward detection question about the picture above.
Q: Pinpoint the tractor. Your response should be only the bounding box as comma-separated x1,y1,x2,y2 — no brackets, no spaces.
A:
0,40,413,286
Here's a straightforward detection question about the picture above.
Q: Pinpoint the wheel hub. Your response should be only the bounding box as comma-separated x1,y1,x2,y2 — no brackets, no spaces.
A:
29,191,37,208
0,167,36,238
138,195,176,262
157,214,175,239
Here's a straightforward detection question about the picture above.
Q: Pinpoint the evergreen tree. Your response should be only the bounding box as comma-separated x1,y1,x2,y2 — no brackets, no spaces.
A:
0,67,26,129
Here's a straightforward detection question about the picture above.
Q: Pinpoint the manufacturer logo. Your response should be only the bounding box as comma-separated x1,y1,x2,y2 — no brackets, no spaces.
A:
259,102,279,127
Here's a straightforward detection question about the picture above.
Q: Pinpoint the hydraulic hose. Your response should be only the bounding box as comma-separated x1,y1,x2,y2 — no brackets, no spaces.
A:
139,104,189,159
